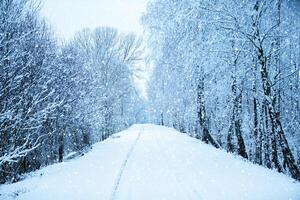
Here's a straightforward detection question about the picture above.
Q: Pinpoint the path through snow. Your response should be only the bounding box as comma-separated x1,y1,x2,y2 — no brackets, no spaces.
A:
0,124,300,200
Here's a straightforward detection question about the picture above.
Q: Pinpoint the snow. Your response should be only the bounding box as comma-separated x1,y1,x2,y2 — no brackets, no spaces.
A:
1,124,299,200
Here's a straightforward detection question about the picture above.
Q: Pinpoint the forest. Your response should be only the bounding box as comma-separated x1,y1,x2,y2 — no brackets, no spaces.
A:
0,0,300,185
0,0,145,183
144,0,300,181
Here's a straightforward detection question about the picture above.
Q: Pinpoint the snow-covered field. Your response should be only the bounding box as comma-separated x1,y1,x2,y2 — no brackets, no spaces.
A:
0,124,299,200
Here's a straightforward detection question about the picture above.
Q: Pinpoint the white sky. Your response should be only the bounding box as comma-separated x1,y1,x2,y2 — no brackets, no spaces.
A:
41,0,148,39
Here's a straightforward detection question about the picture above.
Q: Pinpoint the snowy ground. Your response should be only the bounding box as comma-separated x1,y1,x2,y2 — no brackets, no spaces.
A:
0,124,299,200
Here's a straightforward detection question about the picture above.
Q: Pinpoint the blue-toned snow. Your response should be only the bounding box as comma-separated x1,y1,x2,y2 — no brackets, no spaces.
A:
0,124,299,200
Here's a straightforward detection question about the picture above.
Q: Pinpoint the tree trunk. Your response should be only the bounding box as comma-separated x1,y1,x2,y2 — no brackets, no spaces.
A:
196,65,219,149
254,97,262,164
258,45,300,180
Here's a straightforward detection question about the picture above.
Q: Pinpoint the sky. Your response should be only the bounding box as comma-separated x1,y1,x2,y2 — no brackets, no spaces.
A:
41,0,148,40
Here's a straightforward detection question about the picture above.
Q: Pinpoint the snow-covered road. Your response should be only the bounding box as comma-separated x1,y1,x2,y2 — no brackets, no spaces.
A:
1,124,300,200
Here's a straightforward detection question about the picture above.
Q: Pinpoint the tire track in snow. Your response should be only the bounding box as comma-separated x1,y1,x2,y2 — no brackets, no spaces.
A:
110,126,143,200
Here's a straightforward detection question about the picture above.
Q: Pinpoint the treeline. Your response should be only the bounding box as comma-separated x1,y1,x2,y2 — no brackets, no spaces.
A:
0,0,143,183
143,0,300,180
